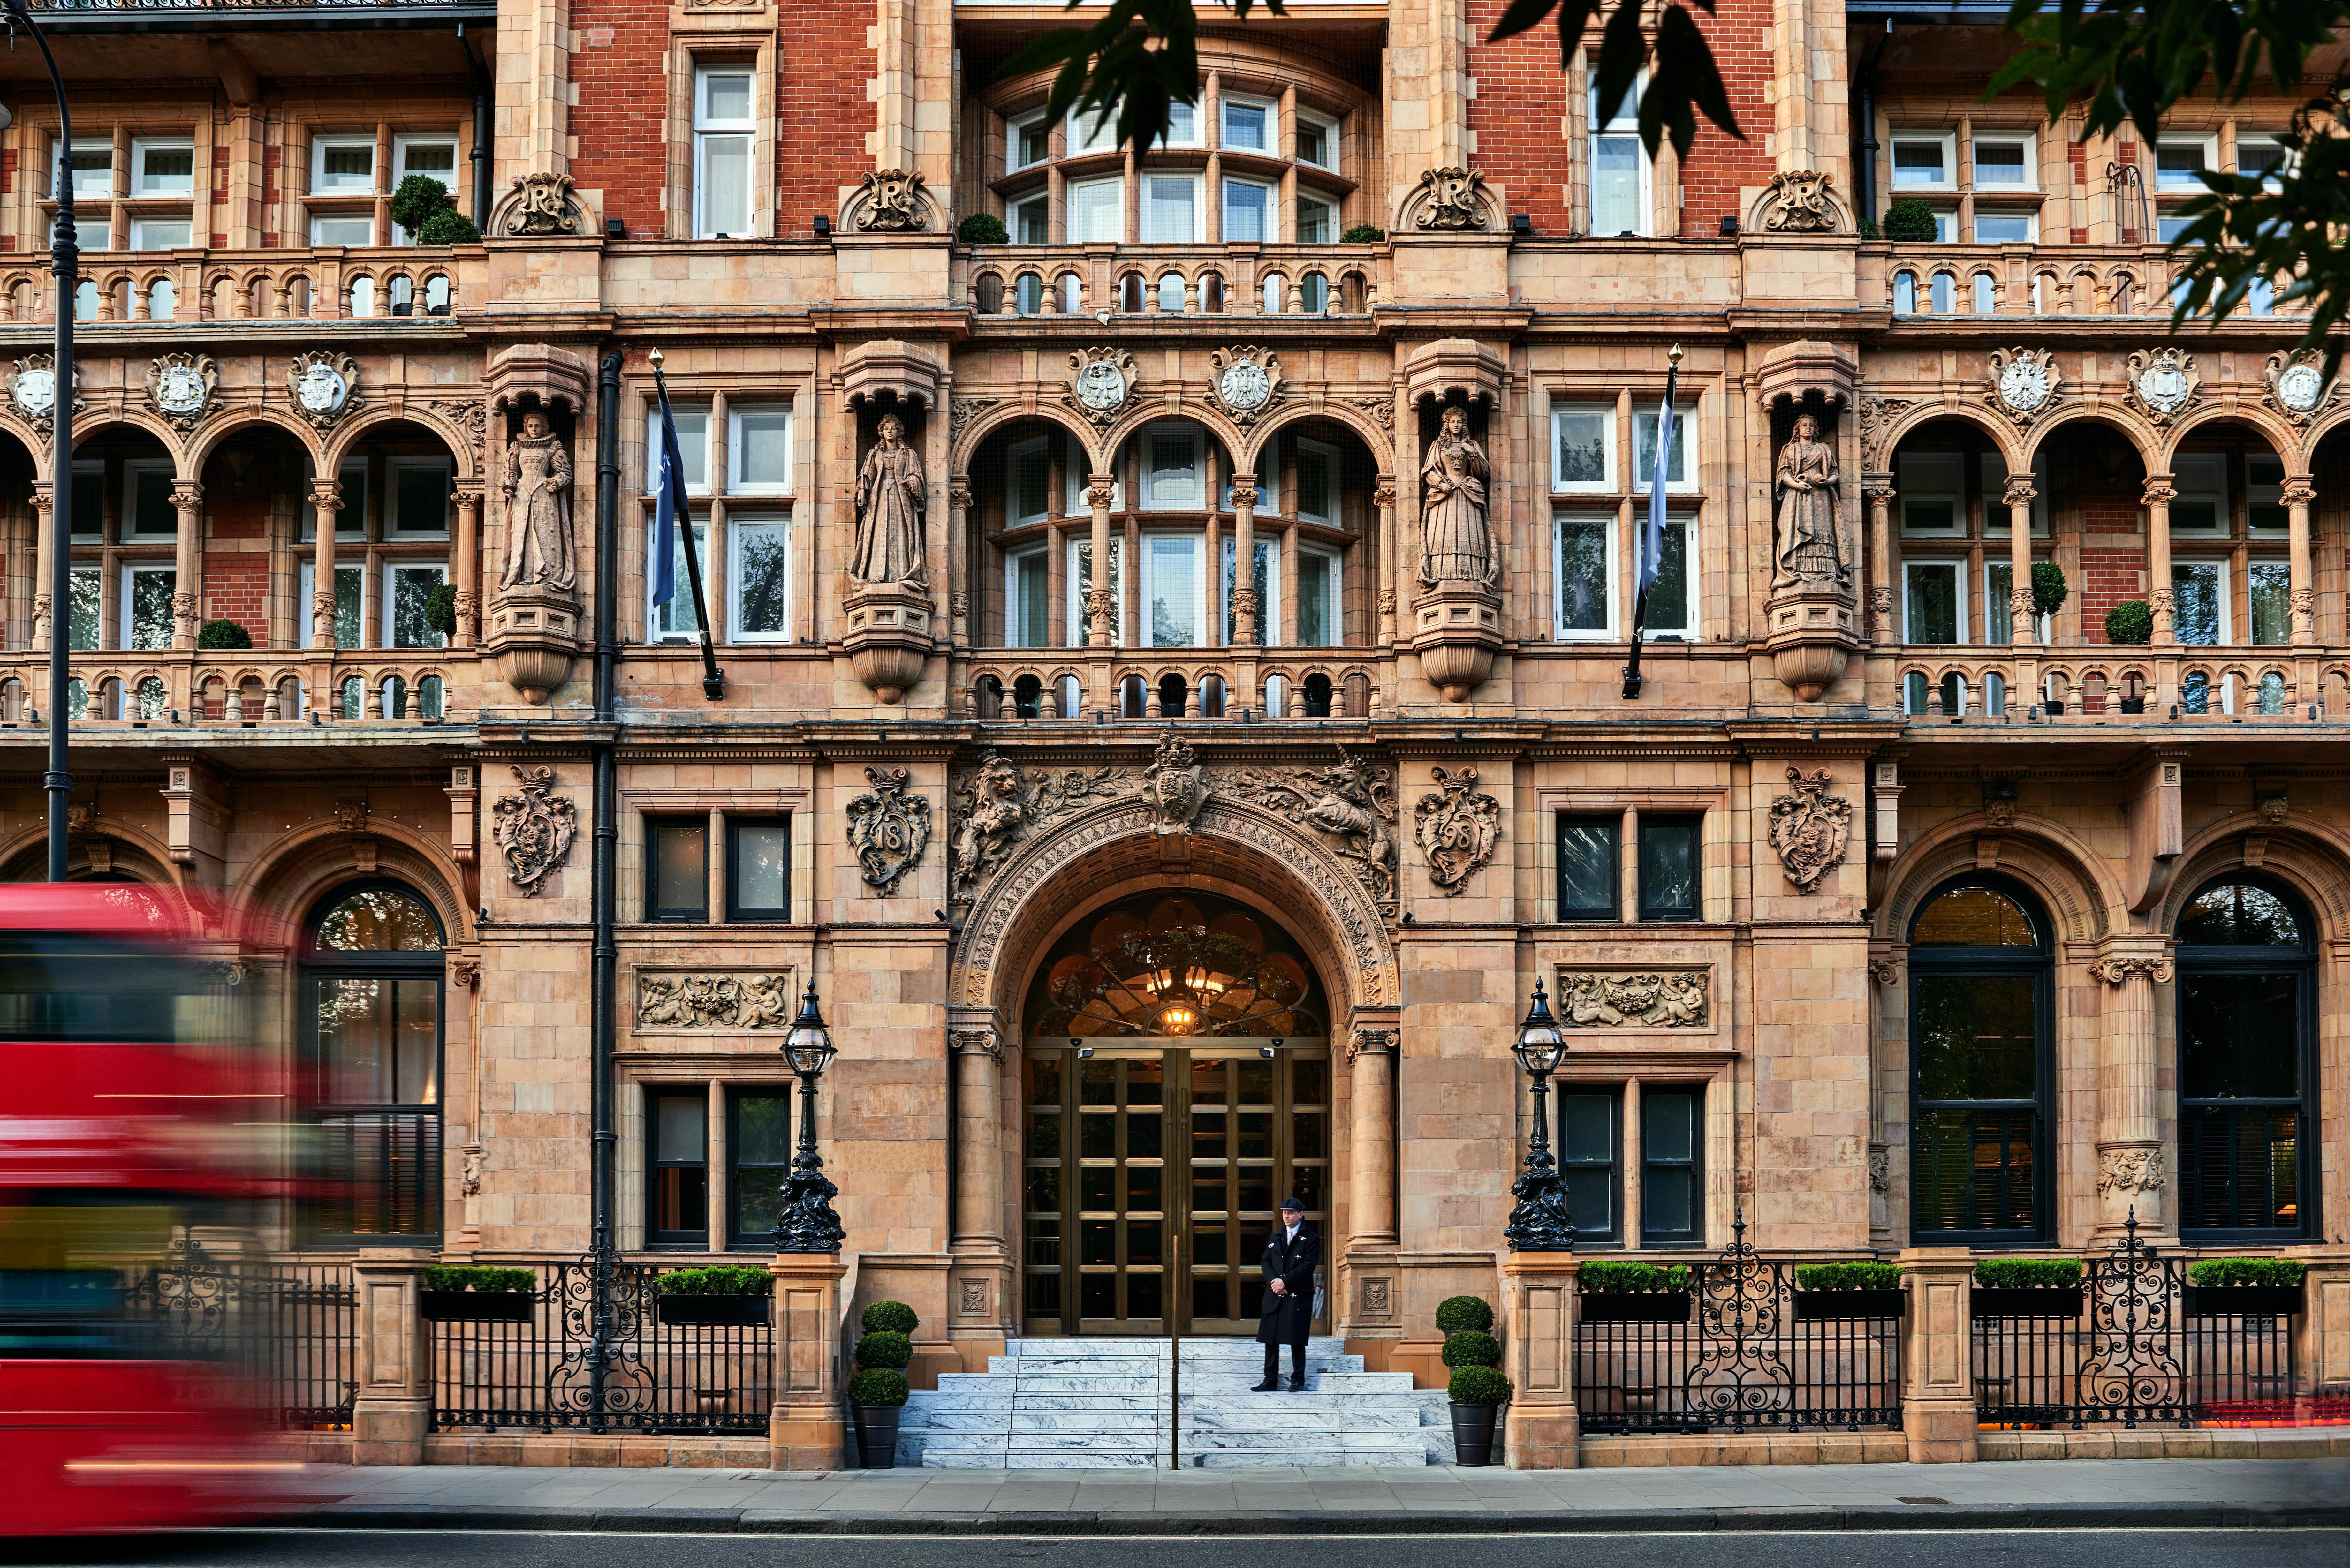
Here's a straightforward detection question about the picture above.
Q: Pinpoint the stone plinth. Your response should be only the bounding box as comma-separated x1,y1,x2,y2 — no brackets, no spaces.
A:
482,585,580,704
844,582,933,704
350,1251,431,1467
1764,584,1861,701
769,1254,849,1471
1412,584,1503,703
1898,1248,1977,1464
1501,1251,1580,1469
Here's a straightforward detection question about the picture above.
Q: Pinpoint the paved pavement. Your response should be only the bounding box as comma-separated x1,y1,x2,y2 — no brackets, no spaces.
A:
278,1455,2350,1533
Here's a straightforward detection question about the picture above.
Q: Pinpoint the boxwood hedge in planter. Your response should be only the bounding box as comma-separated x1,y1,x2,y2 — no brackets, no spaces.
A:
861,1300,919,1335
855,1329,913,1369
654,1264,773,1325
1577,1261,1692,1323
420,1265,537,1323
1973,1258,2085,1319
2185,1258,2305,1317
1446,1365,1512,1466
851,1304,920,1469
2104,599,2154,645
1792,1260,1906,1320
1439,1328,1501,1368
1435,1295,1494,1334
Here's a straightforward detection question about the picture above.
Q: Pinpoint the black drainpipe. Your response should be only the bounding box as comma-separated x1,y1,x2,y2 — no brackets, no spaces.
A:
590,350,622,1331
463,22,493,229
1856,25,1892,232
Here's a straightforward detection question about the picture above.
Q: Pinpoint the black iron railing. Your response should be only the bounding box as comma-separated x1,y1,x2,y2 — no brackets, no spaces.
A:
124,1238,358,1429
429,1261,774,1436
1573,1225,1905,1434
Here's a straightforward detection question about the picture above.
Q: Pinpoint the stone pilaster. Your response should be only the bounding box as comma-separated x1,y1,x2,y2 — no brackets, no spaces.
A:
1897,1247,1976,1463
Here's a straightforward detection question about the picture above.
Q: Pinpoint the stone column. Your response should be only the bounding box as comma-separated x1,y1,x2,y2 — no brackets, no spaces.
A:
2002,472,2037,647
947,478,973,652
1229,473,1259,645
948,1026,1012,1365
1898,1247,1976,1463
2285,476,2317,646
309,477,343,649
768,1254,848,1470
1085,473,1117,648
349,1250,430,1466
171,481,204,650
451,483,483,649
1348,1027,1398,1248
1374,476,1398,645
1500,1252,1580,1468
2088,949,2172,1237
2143,474,2176,644
29,483,52,652
1864,478,1895,644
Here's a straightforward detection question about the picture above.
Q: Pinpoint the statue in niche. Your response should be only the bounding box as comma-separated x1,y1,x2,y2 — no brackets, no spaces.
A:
1417,404,1496,589
499,410,575,593
851,412,928,587
1771,411,1846,589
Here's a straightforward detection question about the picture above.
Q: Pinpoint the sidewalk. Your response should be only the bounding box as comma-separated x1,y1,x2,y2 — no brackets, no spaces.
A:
284,1455,2350,1534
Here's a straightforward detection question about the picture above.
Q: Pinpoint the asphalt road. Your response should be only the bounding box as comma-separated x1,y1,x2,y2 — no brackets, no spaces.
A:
10,1529,2346,1568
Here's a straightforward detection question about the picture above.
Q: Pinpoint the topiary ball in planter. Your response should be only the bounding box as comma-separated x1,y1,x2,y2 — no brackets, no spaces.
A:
1439,1328,1502,1368
1434,1294,1494,1334
861,1300,919,1335
424,583,459,640
854,1329,913,1369
846,1366,909,1469
1341,223,1387,244
957,213,1008,246
2030,560,2069,619
1881,199,1940,244
2104,599,2154,645
196,618,252,651
417,207,481,247
1445,1366,1510,1466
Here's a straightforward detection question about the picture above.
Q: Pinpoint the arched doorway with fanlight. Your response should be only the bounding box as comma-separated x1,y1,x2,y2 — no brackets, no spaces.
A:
1018,891,1330,1336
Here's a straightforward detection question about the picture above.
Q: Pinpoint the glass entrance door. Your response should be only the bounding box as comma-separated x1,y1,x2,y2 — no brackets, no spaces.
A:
1021,1043,1329,1336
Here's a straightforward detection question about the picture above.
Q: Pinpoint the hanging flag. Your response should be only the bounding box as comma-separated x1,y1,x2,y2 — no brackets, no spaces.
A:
1621,345,1682,701
650,382,692,611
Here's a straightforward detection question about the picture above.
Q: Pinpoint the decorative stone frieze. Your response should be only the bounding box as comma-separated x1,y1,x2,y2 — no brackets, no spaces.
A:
491,170,585,237
1755,169,1846,233
1413,765,1499,894
1407,166,1490,230
1985,346,2059,426
1205,345,1285,427
1066,346,1135,426
2125,346,2200,424
2095,1145,2165,1197
1767,766,1852,893
1857,397,1913,471
2264,348,2332,425
949,752,1126,893
1554,968,1710,1028
850,168,931,231
636,971,796,1029
846,765,932,895
286,350,359,432
1139,728,1210,836
11,352,79,434
490,765,576,895
1222,751,1399,908
146,351,218,433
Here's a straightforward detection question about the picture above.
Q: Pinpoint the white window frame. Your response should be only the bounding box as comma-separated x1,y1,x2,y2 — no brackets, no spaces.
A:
120,563,177,651
1067,176,1123,244
1293,542,1342,648
130,136,195,197
1141,172,1203,244
310,133,377,195
1296,109,1338,172
1005,543,1051,648
2155,135,2218,194
1641,515,1697,640
1552,513,1618,641
384,560,450,650
1008,111,1050,172
692,66,757,240
1973,211,2037,244
310,210,375,248
1589,74,1653,237
390,135,461,242
1160,101,1200,149
1891,131,1956,190
386,456,453,539
1007,436,1052,527
1009,191,1049,245
1218,176,1272,245
1898,452,1966,537
2248,453,2288,537
648,405,711,497
2171,558,2230,645
59,137,112,203
123,458,176,539
299,560,369,650
2237,137,2292,189
1138,423,1202,512
1072,103,1121,155
728,515,793,644
128,216,193,252
1550,404,1616,494
726,403,793,495
1222,535,1280,647
1295,189,1339,246
1292,435,1340,525
645,519,709,643
1980,451,2051,537
1066,457,1119,516
65,563,102,652
2170,452,2229,537
299,457,370,541
1219,95,1273,154
1634,406,1695,493
1970,131,2036,191
1982,560,2050,645
1066,534,1122,649
1902,558,1967,645
1138,528,1208,649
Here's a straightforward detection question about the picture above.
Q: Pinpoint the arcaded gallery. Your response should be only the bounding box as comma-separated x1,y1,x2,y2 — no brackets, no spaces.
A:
0,0,2343,1476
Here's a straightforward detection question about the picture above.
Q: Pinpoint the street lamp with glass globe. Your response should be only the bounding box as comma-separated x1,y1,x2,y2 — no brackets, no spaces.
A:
1501,978,1576,1252
771,979,847,1252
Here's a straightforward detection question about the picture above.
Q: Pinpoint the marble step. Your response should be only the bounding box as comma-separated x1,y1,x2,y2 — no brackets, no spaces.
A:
1002,1449,1165,1469
1180,1410,1423,1434
1180,1373,1418,1393
1186,1426,1430,1453
1002,1353,1169,1372
910,1393,1164,1415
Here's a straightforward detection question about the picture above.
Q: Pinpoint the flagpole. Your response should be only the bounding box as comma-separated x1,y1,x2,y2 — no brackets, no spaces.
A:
1621,344,1682,702
649,348,727,701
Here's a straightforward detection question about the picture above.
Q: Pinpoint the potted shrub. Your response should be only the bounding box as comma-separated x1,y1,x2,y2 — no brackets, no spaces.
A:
2184,1258,2306,1318
391,173,481,247
655,1264,773,1325
419,1265,536,1323
1972,1258,2085,1319
1576,1260,1692,1323
1341,222,1387,244
425,583,459,643
196,618,252,651
956,212,1008,247
1447,1365,1511,1466
2105,600,2154,646
849,1300,918,1468
1881,199,1940,244
1793,1260,1907,1320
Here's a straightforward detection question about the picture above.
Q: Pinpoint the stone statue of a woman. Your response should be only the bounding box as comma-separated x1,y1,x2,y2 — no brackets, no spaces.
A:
1772,412,1845,588
499,410,575,592
1419,404,1495,588
851,412,927,587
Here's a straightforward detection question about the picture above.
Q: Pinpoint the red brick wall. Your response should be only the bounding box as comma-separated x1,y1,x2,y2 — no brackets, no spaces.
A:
1667,0,1774,237
773,0,869,231
202,554,269,637
2077,479,2144,639
570,0,669,238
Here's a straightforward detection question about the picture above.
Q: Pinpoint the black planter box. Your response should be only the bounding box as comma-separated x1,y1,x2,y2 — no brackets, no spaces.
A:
1793,1287,1907,1321
420,1290,535,1323
2119,698,2147,714
853,1405,902,1469
657,1295,771,1326
1578,1291,1692,1324
1449,1402,1498,1466
2185,1284,2304,1317
1973,1286,2084,1319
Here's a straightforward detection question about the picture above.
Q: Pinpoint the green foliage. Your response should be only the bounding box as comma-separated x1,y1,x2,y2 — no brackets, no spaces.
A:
855,1329,913,1369
847,1367,910,1407
1341,223,1387,244
424,584,459,640
1974,1258,2084,1290
1881,199,1941,244
390,174,475,246
862,1300,919,1335
417,207,481,247
1857,217,1881,241
2104,599,2154,645
2031,560,2069,619
2187,1258,2307,1288
1577,1261,1690,1294
957,212,1009,246
423,1266,534,1294
1447,1365,1512,1405
195,618,251,651
655,1266,772,1297
1435,1295,1494,1334
1440,1329,1502,1369
1795,1262,1903,1293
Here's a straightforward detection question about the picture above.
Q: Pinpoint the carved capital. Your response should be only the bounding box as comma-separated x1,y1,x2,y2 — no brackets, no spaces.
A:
311,591,338,629
1866,958,1902,987
451,957,482,990
1085,476,1118,510
948,479,974,512
2281,478,2317,509
1228,476,1260,510
2009,586,2035,626
2002,474,2038,507
2141,477,2177,508
949,1028,1002,1060
309,478,345,512
168,481,203,512
1372,477,1397,510
1347,1027,1399,1063
2087,953,2174,986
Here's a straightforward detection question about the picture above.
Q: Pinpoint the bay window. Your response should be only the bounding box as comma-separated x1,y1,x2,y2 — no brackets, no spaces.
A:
1069,177,1123,243
1141,532,1205,647
1222,178,1271,244
1007,545,1051,647
1143,174,1201,243
1295,547,1339,647
386,562,449,649
2171,560,2226,645
122,565,175,650
1221,97,1270,152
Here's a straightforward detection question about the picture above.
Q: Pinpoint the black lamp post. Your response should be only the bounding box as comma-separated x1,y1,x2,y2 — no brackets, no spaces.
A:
772,979,846,1252
5,0,76,883
1502,979,1576,1252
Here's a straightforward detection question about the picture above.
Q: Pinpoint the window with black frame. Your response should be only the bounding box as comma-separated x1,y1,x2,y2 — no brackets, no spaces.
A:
726,1089,793,1248
2175,875,2315,1239
301,883,445,1247
1637,816,1701,921
1907,876,2050,1243
1557,814,1619,921
1639,1088,1702,1243
647,1089,711,1246
726,818,791,922
1556,1088,1620,1243
646,818,710,921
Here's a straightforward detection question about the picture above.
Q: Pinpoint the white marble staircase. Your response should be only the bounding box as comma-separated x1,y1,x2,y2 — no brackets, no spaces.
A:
898,1337,1453,1468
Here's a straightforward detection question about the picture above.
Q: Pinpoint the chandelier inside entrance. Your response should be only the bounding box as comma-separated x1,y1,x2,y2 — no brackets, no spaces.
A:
1029,895,1323,1039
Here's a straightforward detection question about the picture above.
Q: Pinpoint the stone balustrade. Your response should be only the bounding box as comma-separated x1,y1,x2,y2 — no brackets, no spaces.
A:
0,650,473,727
0,244,484,327
963,242,1386,320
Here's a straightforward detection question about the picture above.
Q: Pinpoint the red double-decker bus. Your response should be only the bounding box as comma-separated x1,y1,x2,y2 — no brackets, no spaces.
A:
0,885,300,1536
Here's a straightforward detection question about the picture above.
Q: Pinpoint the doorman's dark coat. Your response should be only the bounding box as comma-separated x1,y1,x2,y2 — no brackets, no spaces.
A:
1255,1222,1320,1346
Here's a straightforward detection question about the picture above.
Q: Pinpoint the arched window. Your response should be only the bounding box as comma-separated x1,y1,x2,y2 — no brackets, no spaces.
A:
2175,875,2315,1237
302,882,446,1245
1908,875,2051,1241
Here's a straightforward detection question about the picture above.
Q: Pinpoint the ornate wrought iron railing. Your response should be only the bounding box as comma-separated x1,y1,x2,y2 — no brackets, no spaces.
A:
1572,1224,1905,1435
429,1260,774,1436
124,1237,359,1429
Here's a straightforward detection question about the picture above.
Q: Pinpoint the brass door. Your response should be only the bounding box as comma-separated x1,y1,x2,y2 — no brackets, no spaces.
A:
1021,1043,1330,1336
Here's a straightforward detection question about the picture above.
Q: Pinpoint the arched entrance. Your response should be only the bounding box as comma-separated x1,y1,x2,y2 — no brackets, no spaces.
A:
1017,891,1330,1336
